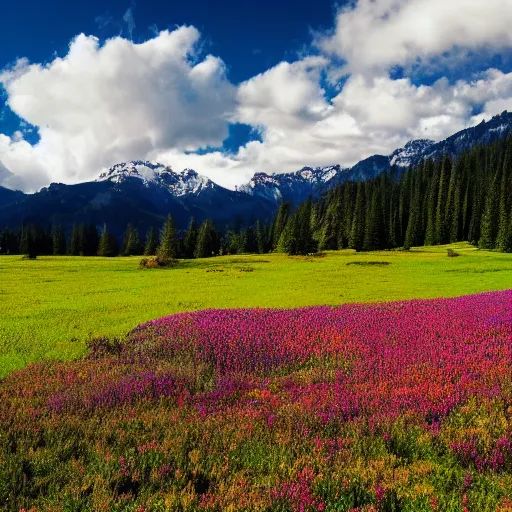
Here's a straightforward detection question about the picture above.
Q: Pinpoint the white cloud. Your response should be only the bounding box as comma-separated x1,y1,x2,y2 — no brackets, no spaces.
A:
0,27,235,191
1,3,512,194
319,0,512,75
153,67,512,190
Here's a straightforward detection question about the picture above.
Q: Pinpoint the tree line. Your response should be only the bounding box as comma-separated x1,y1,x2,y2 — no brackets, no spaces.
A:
311,136,512,253
1,136,511,259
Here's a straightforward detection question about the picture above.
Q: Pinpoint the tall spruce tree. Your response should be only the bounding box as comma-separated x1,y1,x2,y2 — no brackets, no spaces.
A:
143,227,158,256
182,218,199,259
272,202,291,250
98,224,118,257
52,225,67,255
125,227,142,256
348,182,365,252
158,215,178,260
195,219,218,258
278,198,317,255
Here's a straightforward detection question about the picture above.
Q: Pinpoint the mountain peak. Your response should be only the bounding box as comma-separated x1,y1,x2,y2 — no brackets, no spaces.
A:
97,161,214,197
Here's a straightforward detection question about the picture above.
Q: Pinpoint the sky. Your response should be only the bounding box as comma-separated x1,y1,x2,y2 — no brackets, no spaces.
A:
1,0,512,192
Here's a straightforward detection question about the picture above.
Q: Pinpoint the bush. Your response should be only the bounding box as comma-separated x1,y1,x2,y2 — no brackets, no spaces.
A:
447,249,460,257
139,255,180,269
86,337,123,359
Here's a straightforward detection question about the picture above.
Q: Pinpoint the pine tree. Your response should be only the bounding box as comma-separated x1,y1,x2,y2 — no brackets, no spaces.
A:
182,218,199,259
98,224,118,257
272,202,291,250
363,187,384,251
255,220,266,254
144,227,159,256
434,156,451,245
278,198,317,255
125,227,142,256
158,215,178,260
424,163,440,246
496,147,512,252
69,224,81,256
479,165,501,249
84,224,99,256
195,219,218,258
20,225,38,258
121,224,133,256
348,182,365,252
52,225,67,255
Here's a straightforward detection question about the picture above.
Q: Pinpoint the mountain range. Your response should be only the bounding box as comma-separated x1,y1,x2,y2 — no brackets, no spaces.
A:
0,111,511,235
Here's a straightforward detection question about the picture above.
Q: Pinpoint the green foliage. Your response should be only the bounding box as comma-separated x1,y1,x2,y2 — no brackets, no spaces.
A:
51,225,67,256
143,227,158,256
122,224,143,256
0,243,511,377
272,202,291,250
182,218,198,259
97,224,119,257
313,137,512,253
194,219,219,258
278,198,317,255
157,215,178,260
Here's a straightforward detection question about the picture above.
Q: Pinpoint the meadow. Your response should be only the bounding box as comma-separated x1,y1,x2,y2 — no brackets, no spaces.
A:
1,289,511,511
1,242,512,377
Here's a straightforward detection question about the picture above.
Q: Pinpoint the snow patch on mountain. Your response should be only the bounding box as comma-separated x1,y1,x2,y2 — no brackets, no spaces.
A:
389,139,435,168
98,161,214,197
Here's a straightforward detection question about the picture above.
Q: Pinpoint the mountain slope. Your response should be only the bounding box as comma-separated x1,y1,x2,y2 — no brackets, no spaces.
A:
244,111,512,203
0,111,510,235
0,170,275,236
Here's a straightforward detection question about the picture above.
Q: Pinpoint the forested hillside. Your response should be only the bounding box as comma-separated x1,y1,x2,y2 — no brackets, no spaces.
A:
312,137,512,253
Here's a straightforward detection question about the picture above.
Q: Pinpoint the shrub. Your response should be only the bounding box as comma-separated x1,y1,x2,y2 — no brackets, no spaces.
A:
447,248,460,257
139,255,180,269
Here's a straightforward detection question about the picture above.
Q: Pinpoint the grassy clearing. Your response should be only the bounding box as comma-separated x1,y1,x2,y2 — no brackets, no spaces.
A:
1,241,511,377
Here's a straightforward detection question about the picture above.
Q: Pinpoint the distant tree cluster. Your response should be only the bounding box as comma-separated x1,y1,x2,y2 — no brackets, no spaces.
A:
2,137,510,259
311,137,512,253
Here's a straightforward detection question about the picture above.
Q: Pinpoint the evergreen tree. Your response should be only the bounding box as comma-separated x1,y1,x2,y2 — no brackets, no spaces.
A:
255,220,267,254
278,198,317,255
479,164,501,249
144,227,159,256
363,187,384,251
195,219,218,258
98,224,118,257
496,147,512,252
158,215,178,260
182,218,199,259
125,226,142,256
348,182,365,252
434,156,451,245
68,224,81,256
272,202,291,250
84,224,99,256
52,225,67,255
20,225,38,259
121,224,133,256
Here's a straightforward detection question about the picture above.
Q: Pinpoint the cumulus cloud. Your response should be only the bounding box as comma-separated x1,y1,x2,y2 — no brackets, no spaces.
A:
152,67,512,190
0,27,235,191
2,1,512,193
319,0,512,75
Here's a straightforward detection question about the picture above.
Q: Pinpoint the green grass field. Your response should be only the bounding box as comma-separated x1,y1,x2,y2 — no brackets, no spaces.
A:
1,241,511,377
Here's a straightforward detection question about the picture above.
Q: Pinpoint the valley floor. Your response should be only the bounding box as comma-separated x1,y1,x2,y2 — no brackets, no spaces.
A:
1,242,511,377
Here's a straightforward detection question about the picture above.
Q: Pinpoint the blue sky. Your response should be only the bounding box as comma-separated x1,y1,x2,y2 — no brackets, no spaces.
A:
0,0,337,146
1,0,511,191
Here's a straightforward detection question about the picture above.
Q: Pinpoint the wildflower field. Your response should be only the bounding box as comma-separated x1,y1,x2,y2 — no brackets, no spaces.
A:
1,290,511,511
1,243,512,377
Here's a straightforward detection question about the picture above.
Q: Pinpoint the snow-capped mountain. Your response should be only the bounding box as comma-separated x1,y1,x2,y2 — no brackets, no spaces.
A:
240,165,343,203
243,111,512,203
98,161,214,196
1,110,511,235
389,140,436,168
